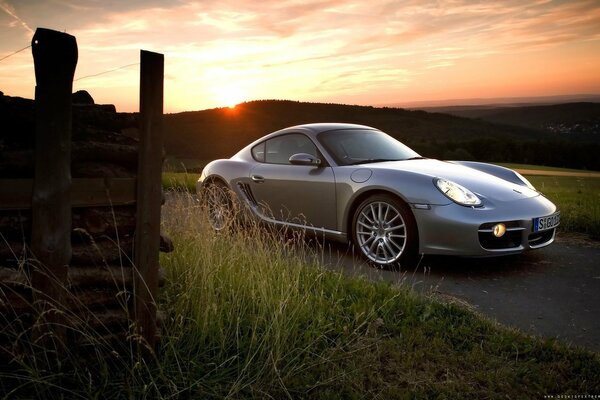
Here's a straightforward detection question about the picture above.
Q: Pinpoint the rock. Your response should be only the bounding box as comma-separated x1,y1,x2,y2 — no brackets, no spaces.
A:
72,90,94,105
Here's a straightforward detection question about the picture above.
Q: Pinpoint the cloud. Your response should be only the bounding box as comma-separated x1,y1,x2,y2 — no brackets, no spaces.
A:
1,0,600,111
0,0,33,33
69,0,600,109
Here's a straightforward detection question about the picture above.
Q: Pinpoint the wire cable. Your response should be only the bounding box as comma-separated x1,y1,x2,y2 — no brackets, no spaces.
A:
0,44,31,63
74,62,139,81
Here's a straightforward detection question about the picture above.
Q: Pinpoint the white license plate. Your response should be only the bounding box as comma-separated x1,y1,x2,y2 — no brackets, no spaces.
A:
533,212,560,232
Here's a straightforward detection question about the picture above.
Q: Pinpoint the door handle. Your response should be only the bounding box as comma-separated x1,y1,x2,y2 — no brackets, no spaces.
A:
251,175,265,183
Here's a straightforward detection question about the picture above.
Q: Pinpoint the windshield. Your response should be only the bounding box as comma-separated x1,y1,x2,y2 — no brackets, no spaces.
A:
317,128,421,166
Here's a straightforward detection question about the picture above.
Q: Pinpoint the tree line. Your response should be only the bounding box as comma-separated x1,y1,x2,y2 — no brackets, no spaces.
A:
409,138,600,170
160,100,600,171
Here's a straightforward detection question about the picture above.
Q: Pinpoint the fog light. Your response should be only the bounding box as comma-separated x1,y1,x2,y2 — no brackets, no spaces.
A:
493,223,506,237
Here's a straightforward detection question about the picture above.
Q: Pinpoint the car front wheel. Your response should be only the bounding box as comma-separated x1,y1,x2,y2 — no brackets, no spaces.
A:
352,194,418,268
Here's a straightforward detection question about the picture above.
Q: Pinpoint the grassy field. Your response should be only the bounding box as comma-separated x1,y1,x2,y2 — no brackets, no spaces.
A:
497,163,600,238
497,163,600,174
3,192,599,398
527,175,600,238
158,197,600,398
162,171,198,192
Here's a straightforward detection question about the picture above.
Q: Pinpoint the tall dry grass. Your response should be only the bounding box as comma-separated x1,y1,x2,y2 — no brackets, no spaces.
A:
157,190,397,397
1,189,400,398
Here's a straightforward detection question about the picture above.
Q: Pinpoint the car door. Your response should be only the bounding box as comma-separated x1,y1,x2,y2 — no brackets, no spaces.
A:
249,133,337,230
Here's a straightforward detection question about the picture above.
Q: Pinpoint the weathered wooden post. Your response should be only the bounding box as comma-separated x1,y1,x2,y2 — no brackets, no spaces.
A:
30,28,77,346
134,50,164,349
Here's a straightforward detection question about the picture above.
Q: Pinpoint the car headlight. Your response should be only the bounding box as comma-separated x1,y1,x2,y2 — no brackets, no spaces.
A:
434,178,482,207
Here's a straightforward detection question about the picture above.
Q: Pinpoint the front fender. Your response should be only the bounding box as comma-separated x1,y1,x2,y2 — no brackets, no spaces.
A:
335,167,452,235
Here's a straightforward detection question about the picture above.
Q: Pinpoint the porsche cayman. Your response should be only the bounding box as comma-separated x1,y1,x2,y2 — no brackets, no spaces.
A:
197,123,559,268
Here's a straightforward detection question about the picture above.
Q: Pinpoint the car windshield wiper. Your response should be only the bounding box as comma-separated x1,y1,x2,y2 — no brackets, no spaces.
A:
347,158,403,165
347,157,427,165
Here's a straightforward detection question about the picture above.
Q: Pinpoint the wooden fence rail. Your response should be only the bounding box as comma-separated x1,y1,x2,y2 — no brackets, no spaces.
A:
0,28,168,355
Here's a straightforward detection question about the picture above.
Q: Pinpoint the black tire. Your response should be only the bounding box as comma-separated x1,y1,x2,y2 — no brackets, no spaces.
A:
203,180,236,231
352,194,418,269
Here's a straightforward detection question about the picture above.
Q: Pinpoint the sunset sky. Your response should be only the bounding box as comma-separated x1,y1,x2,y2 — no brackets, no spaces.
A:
1,0,600,113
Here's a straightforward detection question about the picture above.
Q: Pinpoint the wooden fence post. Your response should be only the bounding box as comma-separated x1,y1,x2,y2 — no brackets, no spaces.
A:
30,28,78,346
134,50,164,349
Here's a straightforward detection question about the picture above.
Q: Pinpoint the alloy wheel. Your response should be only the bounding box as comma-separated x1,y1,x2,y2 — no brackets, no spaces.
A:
355,200,407,265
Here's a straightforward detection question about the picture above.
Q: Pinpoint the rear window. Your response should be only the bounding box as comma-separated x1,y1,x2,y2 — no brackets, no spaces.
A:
251,142,265,162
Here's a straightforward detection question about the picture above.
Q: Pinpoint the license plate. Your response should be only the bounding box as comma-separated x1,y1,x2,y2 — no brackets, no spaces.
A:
533,212,560,232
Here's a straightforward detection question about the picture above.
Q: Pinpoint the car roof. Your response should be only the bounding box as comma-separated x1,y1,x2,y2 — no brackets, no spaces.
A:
232,123,380,161
280,123,377,135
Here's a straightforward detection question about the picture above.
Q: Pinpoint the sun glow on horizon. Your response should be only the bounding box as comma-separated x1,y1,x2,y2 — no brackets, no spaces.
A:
1,1,600,112
214,84,247,109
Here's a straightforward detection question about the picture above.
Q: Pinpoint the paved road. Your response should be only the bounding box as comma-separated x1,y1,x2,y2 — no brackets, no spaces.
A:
319,234,600,353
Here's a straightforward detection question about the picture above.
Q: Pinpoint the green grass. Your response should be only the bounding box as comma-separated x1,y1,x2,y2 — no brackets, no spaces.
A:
163,157,210,173
4,192,599,398
162,171,198,192
528,175,600,238
157,194,600,398
496,163,600,173
503,163,600,237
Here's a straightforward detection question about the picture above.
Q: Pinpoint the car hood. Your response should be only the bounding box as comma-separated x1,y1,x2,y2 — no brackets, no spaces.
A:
369,159,539,202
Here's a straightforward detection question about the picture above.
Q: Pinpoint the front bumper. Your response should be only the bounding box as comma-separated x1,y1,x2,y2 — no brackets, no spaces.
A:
413,194,558,256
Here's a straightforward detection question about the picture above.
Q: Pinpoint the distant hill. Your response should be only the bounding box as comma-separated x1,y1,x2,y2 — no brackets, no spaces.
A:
163,99,549,161
163,99,600,170
3,90,597,171
384,94,600,109
418,102,600,139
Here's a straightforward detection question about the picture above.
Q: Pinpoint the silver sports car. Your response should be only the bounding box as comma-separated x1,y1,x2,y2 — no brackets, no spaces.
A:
197,123,559,268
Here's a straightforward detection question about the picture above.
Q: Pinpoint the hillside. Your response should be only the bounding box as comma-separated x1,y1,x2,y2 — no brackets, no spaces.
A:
420,102,600,139
163,99,548,160
2,92,598,170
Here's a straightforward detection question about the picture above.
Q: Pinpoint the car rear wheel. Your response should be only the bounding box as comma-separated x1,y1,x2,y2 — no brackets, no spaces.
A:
352,194,418,268
204,180,235,231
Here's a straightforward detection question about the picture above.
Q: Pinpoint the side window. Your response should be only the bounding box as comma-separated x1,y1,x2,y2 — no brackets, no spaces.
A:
265,134,317,165
251,142,265,162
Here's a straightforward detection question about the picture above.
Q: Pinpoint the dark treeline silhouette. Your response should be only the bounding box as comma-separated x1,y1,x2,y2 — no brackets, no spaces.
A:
162,100,600,171
415,138,600,170
425,102,600,138
5,91,595,171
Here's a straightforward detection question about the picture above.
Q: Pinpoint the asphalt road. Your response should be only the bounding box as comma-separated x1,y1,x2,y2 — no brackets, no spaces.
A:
319,234,600,353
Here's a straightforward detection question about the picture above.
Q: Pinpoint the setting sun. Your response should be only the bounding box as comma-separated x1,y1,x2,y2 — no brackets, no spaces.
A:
215,85,246,109
1,1,599,112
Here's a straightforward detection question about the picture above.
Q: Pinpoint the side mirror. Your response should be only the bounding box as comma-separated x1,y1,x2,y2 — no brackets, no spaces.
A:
289,153,322,167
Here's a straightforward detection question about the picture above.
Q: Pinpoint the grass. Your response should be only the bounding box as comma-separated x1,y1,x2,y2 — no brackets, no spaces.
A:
496,163,600,174
163,157,210,174
3,191,599,398
505,163,600,237
162,156,209,191
162,171,198,192
528,175,600,238
156,193,600,398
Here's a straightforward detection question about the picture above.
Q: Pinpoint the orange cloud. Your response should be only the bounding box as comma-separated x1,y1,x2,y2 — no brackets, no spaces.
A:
0,0,599,112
